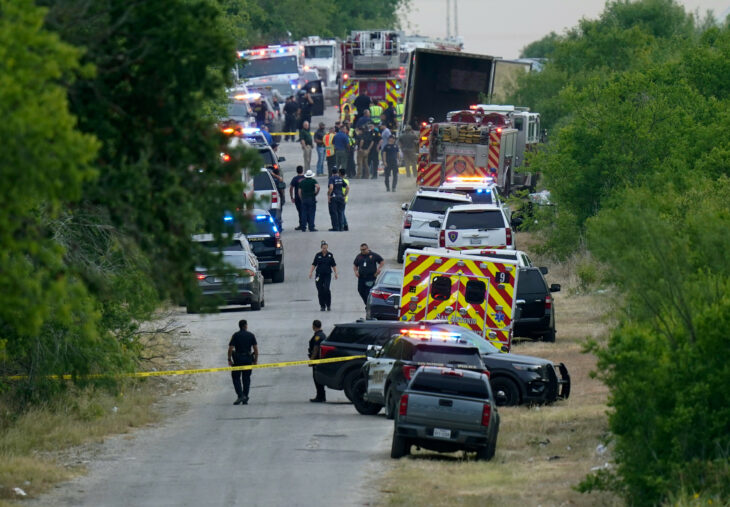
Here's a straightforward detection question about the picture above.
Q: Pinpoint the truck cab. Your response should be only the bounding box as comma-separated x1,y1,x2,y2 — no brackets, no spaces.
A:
301,36,340,102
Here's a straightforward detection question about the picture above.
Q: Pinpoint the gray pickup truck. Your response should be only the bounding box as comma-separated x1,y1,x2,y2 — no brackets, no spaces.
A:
391,366,500,461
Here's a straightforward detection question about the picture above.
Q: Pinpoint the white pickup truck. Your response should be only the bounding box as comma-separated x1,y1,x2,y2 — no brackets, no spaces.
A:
391,366,500,460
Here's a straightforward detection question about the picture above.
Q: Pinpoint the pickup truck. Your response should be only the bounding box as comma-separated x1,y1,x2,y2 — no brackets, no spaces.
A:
391,366,500,461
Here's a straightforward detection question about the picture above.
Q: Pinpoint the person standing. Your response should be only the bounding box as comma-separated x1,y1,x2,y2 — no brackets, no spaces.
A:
297,170,320,232
353,89,371,121
355,109,372,130
368,124,381,179
313,122,326,176
328,167,348,231
298,91,314,128
333,125,350,173
299,120,313,173
355,126,369,179
253,97,268,128
340,167,350,231
289,165,306,231
323,126,336,174
309,241,338,311
308,320,327,402
398,126,418,177
384,101,397,131
382,135,400,192
353,243,385,306
227,320,259,405
283,96,299,141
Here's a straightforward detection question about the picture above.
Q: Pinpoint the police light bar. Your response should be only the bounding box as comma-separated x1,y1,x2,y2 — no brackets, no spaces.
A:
401,329,461,341
223,213,234,222
234,92,261,101
242,127,261,135
255,215,268,220
447,176,494,184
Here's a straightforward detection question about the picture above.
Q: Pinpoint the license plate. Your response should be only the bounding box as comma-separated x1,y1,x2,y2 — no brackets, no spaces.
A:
470,238,481,245
433,428,451,439
247,237,266,242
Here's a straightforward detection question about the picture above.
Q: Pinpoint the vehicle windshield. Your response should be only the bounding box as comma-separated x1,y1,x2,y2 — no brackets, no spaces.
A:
227,102,251,118
239,56,298,78
446,210,504,230
411,196,466,214
258,149,275,166
412,345,482,368
197,240,244,252
246,216,277,235
465,190,493,204
379,271,403,286
253,171,275,191
305,45,333,59
411,373,489,399
517,269,547,295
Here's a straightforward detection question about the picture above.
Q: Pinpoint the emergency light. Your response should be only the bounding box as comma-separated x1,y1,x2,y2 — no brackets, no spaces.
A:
447,176,493,184
401,329,461,341
234,92,261,101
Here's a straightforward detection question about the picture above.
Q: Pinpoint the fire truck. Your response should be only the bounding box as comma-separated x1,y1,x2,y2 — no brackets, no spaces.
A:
339,30,405,113
417,107,526,194
399,248,520,351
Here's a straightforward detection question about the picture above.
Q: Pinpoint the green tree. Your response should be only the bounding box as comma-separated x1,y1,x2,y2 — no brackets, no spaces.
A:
520,31,560,58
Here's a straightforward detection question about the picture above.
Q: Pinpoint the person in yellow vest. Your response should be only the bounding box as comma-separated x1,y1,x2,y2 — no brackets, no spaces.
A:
370,103,383,124
395,102,405,129
340,103,354,124
340,168,350,231
323,127,336,174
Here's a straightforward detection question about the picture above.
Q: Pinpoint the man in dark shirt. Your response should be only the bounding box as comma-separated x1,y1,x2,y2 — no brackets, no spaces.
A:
298,91,314,127
353,243,385,306
355,109,372,130
253,97,268,128
299,120,313,173
383,101,397,130
308,320,327,402
283,96,300,141
289,165,306,231
313,122,326,176
227,320,259,405
332,126,350,175
328,167,348,231
398,126,418,177
367,124,381,179
353,90,371,120
309,241,338,311
382,135,400,192
297,170,320,231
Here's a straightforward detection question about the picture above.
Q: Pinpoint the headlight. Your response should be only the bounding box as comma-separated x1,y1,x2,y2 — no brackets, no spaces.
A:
512,363,541,372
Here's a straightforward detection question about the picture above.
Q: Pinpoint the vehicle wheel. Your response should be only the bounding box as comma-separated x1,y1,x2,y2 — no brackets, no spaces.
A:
542,329,556,343
397,239,406,264
384,386,396,420
342,370,362,402
271,265,285,283
261,298,265,308
351,378,383,415
491,377,520,407
475,444,494,461
390,434,410,459
250,298,261,311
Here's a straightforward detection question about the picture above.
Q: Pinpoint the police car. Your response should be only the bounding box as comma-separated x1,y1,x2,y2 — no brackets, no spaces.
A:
438,204,514,251
398,189,472,262
436,176,511,224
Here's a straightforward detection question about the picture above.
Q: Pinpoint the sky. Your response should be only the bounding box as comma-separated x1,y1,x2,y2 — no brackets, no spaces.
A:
399,0,730,58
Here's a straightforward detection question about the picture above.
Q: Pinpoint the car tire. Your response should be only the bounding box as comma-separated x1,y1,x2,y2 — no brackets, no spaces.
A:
491,377,520,407
384,385,396,420
390,433,410,459
250,298,261,311
475,444,494,461
351,378,383,415
271,265,285,283
397,238,406,264
342,370,362,402
542,329,556,343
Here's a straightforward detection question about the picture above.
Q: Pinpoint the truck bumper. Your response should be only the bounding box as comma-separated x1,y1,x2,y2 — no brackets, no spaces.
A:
394,422,490,450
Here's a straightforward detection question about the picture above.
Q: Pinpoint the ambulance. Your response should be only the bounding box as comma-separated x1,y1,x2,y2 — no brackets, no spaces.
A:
399,248,520,351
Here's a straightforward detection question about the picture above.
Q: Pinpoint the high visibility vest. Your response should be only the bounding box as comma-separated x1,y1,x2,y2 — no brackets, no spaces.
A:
324,133,335,157
370,105,383,124
341,104,354,123
343,178,350,203
395,103,405,118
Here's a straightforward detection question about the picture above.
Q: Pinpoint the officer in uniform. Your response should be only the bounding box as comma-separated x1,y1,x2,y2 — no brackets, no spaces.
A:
227,320,259,405
353,243,385,306
328,168,348,231
308,320,327,402
309,240,338,311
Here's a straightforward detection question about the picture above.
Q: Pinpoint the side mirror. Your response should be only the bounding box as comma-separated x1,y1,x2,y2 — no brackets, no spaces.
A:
539,266,548,275
401,203,409,211
277,156,286,162
550,284,561,293
429,220,441,228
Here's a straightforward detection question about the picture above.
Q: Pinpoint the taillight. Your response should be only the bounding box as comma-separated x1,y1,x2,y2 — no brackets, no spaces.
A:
482,370,491,379
481,403,492,426
319,345,335,358
241,269,256,277
506,227,512,246
275,239,282,248
403,213,412,229
545,295,552,310
271,191,278,204
399,394,409,416
370,290,391,300
439,230,445,247
196,273,206,280
403,365,418,380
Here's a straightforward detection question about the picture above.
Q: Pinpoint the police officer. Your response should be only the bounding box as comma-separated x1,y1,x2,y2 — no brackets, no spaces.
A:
309,240,338,311
227,320,259,405
309,319,327,402
353,243,385,306
328,167,348,231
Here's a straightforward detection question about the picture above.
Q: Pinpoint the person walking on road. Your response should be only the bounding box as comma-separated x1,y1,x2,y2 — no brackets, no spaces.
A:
382,135,400,192
309,320,327,402
290,165,306,231
298,170,320,231
228,320,259,405
398,126,418,177
333,125,350,174
299,121,313,172
328,166,348,231
309,240,338,311
314,122,326,176
353,243,384,306
340,168,350,231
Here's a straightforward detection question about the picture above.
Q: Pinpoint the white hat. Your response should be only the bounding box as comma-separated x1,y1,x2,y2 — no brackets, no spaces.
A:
304,170,314,178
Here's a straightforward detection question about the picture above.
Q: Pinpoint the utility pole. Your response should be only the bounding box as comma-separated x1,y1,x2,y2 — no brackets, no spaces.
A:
446,0,451,39
454,0,459,37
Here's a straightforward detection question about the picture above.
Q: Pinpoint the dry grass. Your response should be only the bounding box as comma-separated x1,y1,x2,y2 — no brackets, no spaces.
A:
0,329,189,502
378,232,621,506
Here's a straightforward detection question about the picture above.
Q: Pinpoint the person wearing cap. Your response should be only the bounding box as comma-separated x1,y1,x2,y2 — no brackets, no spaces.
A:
309,241,338,311
299,120,313,173
313,122,326,176
297,170,320,232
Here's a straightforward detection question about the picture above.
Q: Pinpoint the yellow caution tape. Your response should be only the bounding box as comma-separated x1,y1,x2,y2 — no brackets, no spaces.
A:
269,132,298,136
6,355,366,381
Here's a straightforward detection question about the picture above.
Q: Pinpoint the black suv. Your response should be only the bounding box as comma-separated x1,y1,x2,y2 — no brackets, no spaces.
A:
514,267,561,342
240,208,285,283
313,321,423,402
